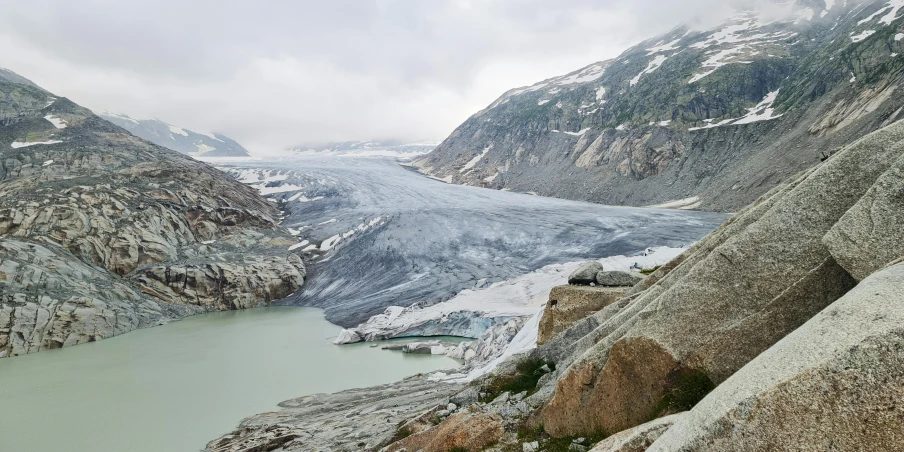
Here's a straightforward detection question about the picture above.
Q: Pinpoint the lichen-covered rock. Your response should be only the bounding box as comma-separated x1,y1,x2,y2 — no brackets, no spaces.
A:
595,271,644,287
649,262,904,451
538,285,627,345
568,262,604,285
0,70,304,356
539,118,904,437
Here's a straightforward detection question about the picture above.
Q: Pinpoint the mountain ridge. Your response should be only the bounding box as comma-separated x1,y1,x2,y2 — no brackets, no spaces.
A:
414,0,904,212
0,69,303,357
98,111,251,157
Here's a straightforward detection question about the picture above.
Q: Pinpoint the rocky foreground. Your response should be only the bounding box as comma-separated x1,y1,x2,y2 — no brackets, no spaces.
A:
0,70,305,357
208,116,904,450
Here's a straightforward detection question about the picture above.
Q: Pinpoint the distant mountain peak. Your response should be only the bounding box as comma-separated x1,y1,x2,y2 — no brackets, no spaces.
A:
97,112,250,157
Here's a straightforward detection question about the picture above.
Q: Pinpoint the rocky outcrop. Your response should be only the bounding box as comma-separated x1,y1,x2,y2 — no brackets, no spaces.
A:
0,238,201,357
538,285,627,345
206,378,464,452
130,254,305,309
537,115,904,437
568,262,604,285
595,271,644,287
591,413,685,452
384,408,505,452
0,70,304,356
649,261,904,451
823,146,904,281
415,1,904,212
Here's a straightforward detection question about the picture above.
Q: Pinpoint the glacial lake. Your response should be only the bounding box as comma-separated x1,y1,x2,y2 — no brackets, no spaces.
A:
0,307,461,452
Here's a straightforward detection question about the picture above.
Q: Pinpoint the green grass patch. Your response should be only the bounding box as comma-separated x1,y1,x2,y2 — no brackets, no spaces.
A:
508,424,607,452
479,358,555,402
390,425,413,442
653,367,716,417
639,266,661,275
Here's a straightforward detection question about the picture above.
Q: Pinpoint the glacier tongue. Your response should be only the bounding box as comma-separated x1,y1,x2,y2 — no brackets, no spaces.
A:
337,246,689,380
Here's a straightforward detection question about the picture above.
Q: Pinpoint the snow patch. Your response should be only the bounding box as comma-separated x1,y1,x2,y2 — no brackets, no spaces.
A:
646,38,682,55
646,196,701,209
460,145,492,173
194,143,217,155
11,140,63,149
689,90,783,130
42,160,54,167
44,115,67,129
851,30,876,43
167,124,188,137
595,86,607,101
630,54,668,86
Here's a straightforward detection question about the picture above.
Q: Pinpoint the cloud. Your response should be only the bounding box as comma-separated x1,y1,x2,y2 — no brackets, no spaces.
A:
0,0,783,155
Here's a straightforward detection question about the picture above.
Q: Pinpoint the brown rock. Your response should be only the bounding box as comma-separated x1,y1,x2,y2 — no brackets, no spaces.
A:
538,285,627,345
384,410,504,452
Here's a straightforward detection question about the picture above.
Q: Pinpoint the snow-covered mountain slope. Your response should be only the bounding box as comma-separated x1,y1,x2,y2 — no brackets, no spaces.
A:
97,112,251,157
291,140,436,158
415,0,904,212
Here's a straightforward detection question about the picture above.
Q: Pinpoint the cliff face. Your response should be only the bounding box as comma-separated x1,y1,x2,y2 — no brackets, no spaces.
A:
415,0,904,212
0,70,304,357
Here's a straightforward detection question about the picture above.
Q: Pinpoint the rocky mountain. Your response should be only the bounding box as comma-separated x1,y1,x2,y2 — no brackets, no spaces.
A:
414,0,904,212
0,69,304,357
98,112,251,157
291,140,436,158
207,108,904,452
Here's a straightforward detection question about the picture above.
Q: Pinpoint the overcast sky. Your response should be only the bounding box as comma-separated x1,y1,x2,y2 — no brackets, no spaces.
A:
0,1,754,154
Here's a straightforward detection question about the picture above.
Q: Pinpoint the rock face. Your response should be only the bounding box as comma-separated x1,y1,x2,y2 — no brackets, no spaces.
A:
595,271,644,287
591,413,685,452
538,115,904,437
0,70,304,357
98,112,251,157
384,409,505,452
568,261,604,285
649,262,904,451
206,378,464,452
414,0,904,212
538,285,628,345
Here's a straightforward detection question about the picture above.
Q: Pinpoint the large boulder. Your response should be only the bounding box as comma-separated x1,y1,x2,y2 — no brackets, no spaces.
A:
649,261,904,451
538,119,904,437
568,261,604,285
384,409,504,452
595,271,645,287
823,147,904,281
538,285,628,345
591,413,685,452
